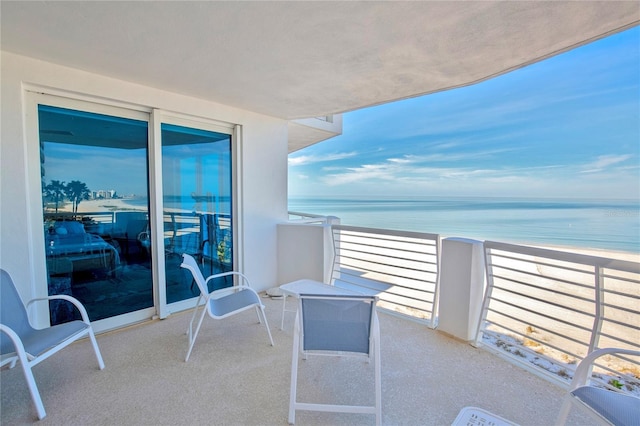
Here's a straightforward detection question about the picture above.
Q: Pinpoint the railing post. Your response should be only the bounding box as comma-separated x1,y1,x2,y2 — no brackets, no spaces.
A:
589,265,605,354
438,238,485,342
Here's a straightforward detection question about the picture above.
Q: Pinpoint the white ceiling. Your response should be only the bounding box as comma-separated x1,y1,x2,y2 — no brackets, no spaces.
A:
2,1,638,122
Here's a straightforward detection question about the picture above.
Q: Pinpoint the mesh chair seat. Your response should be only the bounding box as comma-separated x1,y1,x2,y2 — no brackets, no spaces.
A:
209,289,260,318
572,386,640,426
556,348,640,426
18,321,89,358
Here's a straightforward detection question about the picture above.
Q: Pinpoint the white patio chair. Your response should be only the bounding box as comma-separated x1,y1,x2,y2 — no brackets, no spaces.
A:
555,347,640,426
0,268,105,420
288,294,381,425
180,253,274,362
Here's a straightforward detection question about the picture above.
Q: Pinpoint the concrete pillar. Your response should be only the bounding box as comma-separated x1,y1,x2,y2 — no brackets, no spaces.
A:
277,222,334,284
437,237,486,342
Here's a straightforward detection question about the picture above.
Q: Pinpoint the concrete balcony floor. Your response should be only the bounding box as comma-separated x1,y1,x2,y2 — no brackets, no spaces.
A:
1,296,598,425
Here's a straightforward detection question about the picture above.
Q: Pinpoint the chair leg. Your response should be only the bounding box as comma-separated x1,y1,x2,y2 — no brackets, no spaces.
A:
288,312,301,424
20,360,46,420
185,305,208,362
555,394,573,426
87,328,105,370
258,305,274,346
374,340,382,426
186,295,205,335
254,305,263,323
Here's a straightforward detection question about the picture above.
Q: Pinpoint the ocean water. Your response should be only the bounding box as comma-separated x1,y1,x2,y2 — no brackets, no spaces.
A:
288,196,640,254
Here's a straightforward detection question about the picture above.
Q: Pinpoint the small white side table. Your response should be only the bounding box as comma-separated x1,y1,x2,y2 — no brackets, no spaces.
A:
279,279,363,329
452,406,518,426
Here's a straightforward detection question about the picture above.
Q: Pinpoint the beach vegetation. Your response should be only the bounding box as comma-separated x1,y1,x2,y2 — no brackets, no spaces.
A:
609,379,623,389
43,180,66,213
64,180,91,215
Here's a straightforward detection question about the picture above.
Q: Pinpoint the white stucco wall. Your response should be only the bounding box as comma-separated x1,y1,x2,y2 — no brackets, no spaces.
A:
0,52,288,324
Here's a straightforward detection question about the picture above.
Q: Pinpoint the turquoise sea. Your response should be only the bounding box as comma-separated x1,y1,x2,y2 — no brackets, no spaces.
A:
288,196,640,254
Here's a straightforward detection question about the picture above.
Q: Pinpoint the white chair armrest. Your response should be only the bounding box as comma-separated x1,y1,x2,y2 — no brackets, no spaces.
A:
204,271,252,287
204,271,256,299
570,348,640,391
26,295,92,324
0,324,29,365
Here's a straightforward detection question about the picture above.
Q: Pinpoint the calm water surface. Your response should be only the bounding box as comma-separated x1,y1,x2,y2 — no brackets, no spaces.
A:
288,196,640,253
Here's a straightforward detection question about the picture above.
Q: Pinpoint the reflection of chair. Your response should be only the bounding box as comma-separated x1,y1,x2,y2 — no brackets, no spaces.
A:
0,269,105,420
200,213,233,275
179,254,274,362
288,294,381,425
124,219,148,260
556,347,640,426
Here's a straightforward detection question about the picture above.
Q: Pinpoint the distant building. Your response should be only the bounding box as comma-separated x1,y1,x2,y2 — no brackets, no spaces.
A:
92,189,116,199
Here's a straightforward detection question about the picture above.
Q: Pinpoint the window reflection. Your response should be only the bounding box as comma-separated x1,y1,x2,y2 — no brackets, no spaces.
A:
39,105,153,323
161,123,233,304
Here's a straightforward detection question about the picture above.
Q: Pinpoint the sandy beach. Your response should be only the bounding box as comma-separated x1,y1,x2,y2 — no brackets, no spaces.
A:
52,197,147,214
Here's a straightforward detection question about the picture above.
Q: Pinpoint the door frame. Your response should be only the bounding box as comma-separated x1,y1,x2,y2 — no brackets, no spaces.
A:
151,110,239,319
25,91,241,332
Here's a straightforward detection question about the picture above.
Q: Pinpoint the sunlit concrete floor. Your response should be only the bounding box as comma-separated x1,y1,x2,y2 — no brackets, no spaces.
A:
1,295,598,425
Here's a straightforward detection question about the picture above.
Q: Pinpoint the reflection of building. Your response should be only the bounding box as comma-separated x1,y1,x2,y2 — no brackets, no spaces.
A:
92,190,116,199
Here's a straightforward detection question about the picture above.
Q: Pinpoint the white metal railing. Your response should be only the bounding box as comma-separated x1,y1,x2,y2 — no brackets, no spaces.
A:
330,225,441,328
283,212,639,390
287,211,339,225
478,240,640,392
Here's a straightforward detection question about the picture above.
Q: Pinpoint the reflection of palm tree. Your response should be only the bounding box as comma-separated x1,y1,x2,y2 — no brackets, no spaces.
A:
65,180,91,214
44,180,66,213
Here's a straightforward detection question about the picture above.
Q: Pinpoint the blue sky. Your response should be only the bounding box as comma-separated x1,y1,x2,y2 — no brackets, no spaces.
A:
289,27,640,200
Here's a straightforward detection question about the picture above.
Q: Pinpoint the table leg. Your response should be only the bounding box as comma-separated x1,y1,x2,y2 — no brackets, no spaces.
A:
280,294,288,330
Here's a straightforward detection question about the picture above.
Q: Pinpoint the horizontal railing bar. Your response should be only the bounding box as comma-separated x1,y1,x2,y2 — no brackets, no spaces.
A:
340,242,436,259
485,307,591,347
335,232,439,245
486,305,593,345
488,253,598,277
489,263,595,291
602,302,640,317
483,318,591,352
490,272,595,303
333,273,436,297
600,272,640,284
487,294,594,332
490,282,596,316
596,332,638,348
335,241,438,259
599,316,640,333
338,251,438,270
485,240,640,274
334,224,440,241
600,287,640,300
338,255,435,275
337,257,438,281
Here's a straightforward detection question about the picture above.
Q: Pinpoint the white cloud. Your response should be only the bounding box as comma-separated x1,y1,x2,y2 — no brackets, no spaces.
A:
288,152,357,166
580,154,633,173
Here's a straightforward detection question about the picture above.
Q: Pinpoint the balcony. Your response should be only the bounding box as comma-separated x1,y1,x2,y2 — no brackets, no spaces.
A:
0,296,604,425
2,219,638,424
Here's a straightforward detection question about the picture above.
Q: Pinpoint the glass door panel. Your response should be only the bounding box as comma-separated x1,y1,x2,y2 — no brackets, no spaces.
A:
161,123,233,304
39,105,153,324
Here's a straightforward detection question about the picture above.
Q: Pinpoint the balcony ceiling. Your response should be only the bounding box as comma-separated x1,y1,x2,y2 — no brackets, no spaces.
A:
1,2,638,129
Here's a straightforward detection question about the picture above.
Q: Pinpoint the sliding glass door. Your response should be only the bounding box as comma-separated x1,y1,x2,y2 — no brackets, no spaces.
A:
32,95,236,328
160,123,233,304
38,104,153,324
